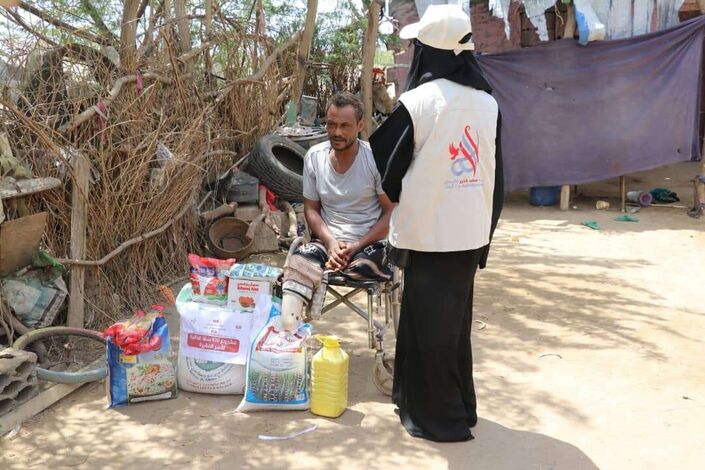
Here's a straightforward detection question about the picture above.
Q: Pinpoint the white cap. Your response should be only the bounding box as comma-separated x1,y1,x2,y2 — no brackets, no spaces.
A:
399,4,474,55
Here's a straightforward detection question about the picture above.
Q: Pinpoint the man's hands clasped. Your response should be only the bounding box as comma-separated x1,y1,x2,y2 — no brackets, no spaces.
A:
325,239,361,271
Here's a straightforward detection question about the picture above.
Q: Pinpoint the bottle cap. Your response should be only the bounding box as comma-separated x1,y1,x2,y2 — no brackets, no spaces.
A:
315,335,341,348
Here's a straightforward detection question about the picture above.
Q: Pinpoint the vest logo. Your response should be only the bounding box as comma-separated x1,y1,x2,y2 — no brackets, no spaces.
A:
446,126,482,189
449,125,480,177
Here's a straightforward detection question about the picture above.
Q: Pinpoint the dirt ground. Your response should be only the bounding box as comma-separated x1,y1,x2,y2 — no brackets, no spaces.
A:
2,162,704,470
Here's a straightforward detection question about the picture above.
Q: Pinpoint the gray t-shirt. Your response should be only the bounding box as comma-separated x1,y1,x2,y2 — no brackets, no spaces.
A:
303,140,384,243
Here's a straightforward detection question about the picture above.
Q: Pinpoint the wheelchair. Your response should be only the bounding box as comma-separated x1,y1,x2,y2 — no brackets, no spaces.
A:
287,237,402,396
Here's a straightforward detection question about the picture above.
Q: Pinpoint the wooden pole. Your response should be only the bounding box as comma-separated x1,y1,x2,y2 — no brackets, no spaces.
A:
696,1,705,216
619,175,627,213
563,4,576,39
204,0,213,79
559,185,570,211
174,0,191,54
119,0,140,73
693,177,705,213
291,0,318,115
205,0,212,38
558,5,578,211
68,153,90,327
695,136,705,217
361,0,381,139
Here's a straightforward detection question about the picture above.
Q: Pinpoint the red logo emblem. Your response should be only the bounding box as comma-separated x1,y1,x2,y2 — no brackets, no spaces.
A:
449,126,480,177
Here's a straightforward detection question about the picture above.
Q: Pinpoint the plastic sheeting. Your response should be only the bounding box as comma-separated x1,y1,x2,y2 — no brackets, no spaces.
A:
476,16,705,191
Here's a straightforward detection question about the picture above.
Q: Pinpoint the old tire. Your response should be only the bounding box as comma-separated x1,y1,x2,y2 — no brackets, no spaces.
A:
249,134,306,202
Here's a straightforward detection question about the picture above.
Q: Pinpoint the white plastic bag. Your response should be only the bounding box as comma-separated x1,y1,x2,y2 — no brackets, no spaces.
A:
237,302,311,411
177,358,246,395
574,0,606,46
179,301,251,364
175,284,272,395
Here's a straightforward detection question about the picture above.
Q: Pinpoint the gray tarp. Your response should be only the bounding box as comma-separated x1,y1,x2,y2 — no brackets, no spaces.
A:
476,16,705,191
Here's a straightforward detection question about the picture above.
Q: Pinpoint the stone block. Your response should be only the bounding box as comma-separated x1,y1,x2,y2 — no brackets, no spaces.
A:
0,348,39,417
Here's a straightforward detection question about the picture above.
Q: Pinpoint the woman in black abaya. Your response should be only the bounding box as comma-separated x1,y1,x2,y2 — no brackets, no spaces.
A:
369,11,504,442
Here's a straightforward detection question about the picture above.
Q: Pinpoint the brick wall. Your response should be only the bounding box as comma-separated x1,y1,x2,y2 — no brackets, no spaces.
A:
388,1,420,94
390,0,545,86
470,1,522,53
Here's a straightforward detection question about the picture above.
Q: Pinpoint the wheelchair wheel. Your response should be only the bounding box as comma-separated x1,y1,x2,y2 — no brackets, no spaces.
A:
372,353,394,396
13,327,106,384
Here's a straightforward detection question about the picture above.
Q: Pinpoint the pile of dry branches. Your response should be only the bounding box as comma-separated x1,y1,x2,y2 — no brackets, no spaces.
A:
0,3,299,326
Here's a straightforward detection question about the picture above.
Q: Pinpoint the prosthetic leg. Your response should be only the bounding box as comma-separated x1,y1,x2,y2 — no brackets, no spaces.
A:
281,238,324,330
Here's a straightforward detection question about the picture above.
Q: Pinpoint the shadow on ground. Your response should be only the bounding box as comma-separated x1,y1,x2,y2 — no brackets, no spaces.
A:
9,164,704,469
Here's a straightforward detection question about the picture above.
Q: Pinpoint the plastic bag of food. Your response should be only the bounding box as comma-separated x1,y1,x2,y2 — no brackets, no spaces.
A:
237,302,311,411
174,284,273,392
174,283,272,394
229,263,283,279
188,254,236,305
105,306,177,407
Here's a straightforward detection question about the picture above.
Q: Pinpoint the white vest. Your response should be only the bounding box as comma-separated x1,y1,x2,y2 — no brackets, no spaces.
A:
390,79,498,252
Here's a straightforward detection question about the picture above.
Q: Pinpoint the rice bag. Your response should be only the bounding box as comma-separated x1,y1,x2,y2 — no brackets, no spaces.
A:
237,302,311,411
188,254,236,305
105,306,177,407
178,358,246,395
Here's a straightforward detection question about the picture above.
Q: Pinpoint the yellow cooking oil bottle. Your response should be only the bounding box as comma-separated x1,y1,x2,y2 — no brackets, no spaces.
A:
310,335,349,418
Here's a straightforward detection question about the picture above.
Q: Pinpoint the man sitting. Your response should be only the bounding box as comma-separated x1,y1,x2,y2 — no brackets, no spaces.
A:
280,92,394,327
302,91,394,277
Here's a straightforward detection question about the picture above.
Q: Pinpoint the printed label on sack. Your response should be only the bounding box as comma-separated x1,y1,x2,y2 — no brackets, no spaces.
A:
179,303,251,364
256,326,305,354
187,333,240,353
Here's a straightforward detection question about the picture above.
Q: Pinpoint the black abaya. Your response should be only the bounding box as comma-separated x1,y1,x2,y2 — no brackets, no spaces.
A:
392,249,484,442
369,39,504,442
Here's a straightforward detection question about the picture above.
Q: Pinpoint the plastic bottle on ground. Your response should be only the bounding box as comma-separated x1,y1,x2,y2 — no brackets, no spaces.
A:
310,335,349,418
